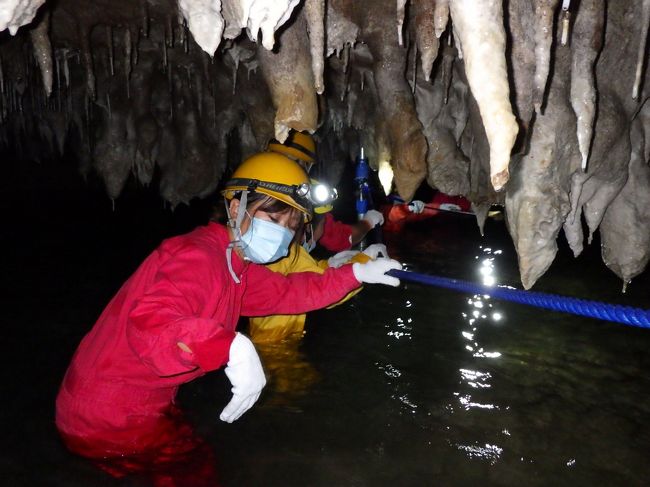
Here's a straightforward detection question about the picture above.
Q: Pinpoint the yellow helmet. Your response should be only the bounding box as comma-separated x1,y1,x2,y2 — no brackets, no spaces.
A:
222,152,313,219
267,131,317,167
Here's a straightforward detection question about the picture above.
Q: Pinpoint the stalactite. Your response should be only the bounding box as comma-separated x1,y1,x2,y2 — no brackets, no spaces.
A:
54,50,61,111
178,0,224,56
166,15,174,48
162,36,168,69
415,0,439,82
441,46,453,104
532,0,559,113
257,11,318,142
168,65,174,121
560,0,571,46
79,24,96,100
435,0,450,38
232,56,239,94
246,62,257,79
247,0,302,51
124,28,132,99
449,0,519,191
0,0,46,35
107,25,114,76
397,0,407,46
507,0,536,125
134,29,140,65
63,52,69,88
182,19,189,53
304,0,326,94
340,58,350,102
632,0,650,99
141,1,149,38
570,0,604,171
29,10,53,97
342,43,350,73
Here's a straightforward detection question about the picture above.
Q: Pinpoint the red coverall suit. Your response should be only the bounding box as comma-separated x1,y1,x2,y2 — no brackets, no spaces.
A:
55,222,360,458
318,213,353,252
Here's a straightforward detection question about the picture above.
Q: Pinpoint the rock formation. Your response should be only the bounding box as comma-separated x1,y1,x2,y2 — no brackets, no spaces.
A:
0,0,648,289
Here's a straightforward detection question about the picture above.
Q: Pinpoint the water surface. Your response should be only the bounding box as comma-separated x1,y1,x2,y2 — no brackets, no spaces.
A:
2,159,649,486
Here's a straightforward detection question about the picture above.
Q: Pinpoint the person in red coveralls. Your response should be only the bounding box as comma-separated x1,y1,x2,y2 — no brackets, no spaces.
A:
55,151,401,481
382,191,472,233
267,130,385,253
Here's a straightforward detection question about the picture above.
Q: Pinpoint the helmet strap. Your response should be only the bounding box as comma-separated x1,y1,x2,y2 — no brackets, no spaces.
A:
225,190,249,284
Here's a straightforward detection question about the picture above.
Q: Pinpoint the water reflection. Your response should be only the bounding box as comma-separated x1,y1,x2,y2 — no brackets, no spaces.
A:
453,245,506,462
456,442,503,465
255,340,321,411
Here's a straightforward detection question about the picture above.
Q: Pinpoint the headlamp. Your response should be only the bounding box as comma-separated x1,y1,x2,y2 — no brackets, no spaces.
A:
296,182,338,206
225,178,337,209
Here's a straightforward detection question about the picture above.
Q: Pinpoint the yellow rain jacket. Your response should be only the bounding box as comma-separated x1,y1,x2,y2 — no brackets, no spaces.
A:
248,244,369,343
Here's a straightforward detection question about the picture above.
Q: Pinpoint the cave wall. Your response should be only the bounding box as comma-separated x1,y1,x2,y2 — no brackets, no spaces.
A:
0,0,648,290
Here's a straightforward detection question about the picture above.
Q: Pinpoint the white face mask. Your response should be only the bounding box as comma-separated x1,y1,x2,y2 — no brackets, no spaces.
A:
240,217,294,264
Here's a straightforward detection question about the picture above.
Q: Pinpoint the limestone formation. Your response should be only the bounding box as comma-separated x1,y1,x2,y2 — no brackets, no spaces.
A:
0,0,648,289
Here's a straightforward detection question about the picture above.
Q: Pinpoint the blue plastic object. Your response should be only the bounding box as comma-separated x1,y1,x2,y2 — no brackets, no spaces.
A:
354,148,370,181
355,148,370,217
386,269,650,329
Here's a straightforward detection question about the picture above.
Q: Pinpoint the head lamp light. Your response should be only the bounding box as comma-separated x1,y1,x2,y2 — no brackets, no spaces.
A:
225,178,337,210
296,182,338,206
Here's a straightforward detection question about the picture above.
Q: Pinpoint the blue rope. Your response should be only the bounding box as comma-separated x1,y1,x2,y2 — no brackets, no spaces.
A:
386,269,650,329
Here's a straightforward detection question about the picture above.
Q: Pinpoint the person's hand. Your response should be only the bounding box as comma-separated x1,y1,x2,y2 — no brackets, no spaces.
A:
327,250,360,268
439,203,461,212
362,243,388,260
220,333,266,423
362,209,384,228
352,258,402,287
408,200,425,214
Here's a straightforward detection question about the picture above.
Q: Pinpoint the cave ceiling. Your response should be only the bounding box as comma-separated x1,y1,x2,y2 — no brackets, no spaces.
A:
0,0,649,290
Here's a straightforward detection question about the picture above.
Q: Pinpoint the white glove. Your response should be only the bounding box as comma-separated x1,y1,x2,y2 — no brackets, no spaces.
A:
362,243,389,260
439,203,461,212
352,258,402,287
327,250,360,268
408,200,425,214
362,209,384,228
220,333,267,423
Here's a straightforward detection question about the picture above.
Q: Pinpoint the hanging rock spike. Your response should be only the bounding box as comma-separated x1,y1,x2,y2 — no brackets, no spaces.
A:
632,0,650,99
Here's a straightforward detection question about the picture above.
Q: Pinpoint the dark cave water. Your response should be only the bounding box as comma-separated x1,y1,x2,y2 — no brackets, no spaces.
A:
2,158,650,486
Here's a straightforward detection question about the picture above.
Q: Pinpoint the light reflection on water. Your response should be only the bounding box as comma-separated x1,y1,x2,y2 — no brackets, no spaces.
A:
451,245,506,462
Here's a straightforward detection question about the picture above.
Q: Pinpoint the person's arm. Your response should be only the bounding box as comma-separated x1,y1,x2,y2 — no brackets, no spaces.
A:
319,211,385,250
242,254,401,317
349,220,373,247
318,213,354,251
127,246,236,377
241,262,361,316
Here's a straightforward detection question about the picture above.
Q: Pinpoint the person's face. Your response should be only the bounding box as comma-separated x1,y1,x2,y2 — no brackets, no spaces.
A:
228,198,299,235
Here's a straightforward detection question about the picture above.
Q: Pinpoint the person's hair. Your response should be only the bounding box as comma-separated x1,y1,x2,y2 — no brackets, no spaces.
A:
215,191,305,242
